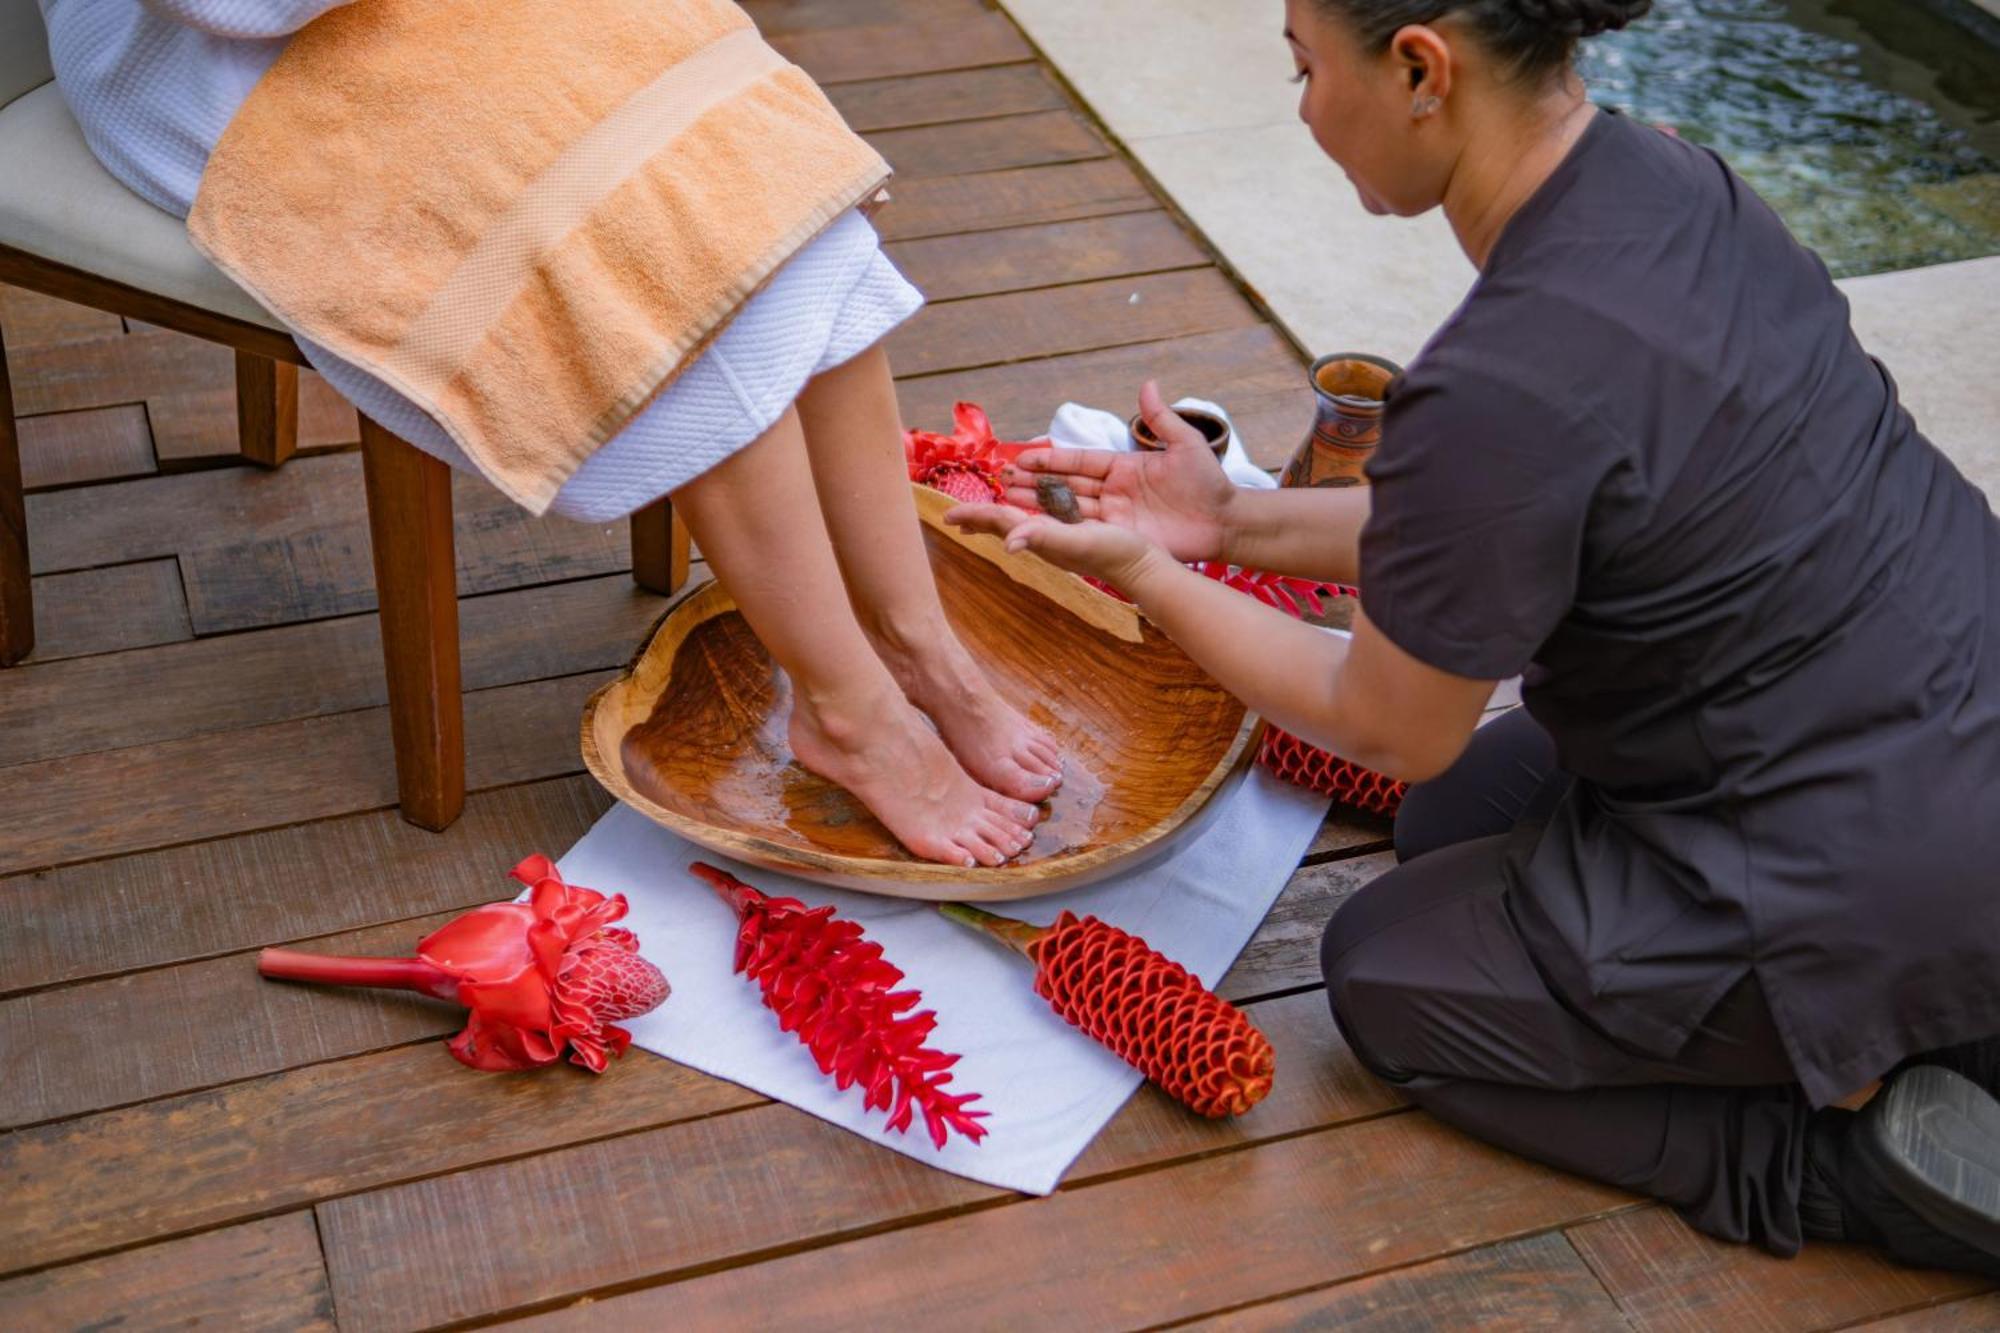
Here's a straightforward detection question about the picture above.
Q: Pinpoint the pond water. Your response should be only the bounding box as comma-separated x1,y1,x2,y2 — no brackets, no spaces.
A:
1582,0,2000,276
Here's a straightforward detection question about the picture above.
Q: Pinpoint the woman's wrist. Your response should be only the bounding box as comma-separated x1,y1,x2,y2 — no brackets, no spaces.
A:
1118,543,1190,609
1213,484,1245,566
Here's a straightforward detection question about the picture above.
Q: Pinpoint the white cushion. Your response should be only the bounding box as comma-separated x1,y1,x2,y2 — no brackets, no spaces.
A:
0,81,285,332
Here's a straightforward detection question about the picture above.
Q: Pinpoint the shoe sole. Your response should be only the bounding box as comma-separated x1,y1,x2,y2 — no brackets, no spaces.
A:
1861,1064,2000,1253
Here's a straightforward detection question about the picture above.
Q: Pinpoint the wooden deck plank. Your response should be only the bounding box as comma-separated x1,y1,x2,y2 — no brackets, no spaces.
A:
885,211,1208,302
771,12,1033,85
1848,1292,2000,1329
0,1043,753,1277
0,910,463,1129
0,1212,334,1332
7,328,230,419
0,285,124,349
1219,850,1395,1002
16,404,155,492
17,557,191,665
742,0,990,37
828,63,1066,133
148,369,359,468
875,159,1157,242
1185,1232,1630,1332
898,324,1313,471
868,108,1108,180
1309,809,1396,859
493,1114,1631,1333
0,571,680,767
888,269,1263,377
0,670,612,877
0,775,612,997
1566,1205,1988,1332
25,454,630,614
314,991,1397,1331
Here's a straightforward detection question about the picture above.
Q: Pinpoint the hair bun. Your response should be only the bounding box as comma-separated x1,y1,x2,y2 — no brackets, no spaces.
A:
1508,0,1652,38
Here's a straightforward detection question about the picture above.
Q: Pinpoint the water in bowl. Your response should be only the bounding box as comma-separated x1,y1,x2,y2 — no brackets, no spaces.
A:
1584,0,2000,277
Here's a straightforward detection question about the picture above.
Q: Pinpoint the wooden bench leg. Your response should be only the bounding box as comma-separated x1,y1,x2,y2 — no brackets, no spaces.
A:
236,350,298,469
0,320,31,666
360,416,464,831
630,494,691,595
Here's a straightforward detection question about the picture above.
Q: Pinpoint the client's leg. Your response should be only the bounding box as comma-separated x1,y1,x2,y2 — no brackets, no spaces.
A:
792,344,1063,803
674,407,1038,867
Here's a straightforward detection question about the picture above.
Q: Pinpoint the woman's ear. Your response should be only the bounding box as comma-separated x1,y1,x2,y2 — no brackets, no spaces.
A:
1390,24,1453,117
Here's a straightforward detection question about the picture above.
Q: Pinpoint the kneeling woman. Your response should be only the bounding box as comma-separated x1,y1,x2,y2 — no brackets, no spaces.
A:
952,0,2000,1276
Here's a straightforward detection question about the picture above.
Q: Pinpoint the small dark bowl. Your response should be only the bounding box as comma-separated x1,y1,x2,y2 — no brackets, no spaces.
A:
1128,406,1231,458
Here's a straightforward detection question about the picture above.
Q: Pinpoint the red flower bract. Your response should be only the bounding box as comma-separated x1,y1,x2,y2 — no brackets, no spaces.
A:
257,855,669,1073
904,400,1038,509
693,862,989,1149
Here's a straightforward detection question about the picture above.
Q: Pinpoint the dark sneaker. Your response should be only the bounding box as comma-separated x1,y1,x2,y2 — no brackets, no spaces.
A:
1901,1037,2000,1100
1811,1065,2000,1279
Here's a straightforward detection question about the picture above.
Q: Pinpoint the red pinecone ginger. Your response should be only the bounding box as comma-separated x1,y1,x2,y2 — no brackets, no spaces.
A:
1256,729,1408,817
941,904,1274,1118
692,863,989,1149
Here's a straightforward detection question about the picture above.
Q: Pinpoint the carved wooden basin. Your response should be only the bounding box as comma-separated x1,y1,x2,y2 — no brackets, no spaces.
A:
580,486,1257,899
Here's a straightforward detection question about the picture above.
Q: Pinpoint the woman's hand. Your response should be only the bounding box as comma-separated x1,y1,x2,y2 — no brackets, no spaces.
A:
1001,381,1237,564
943,503,1166,594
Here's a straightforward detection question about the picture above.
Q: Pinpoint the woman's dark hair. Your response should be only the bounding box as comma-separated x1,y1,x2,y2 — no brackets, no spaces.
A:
1314,0,1651,80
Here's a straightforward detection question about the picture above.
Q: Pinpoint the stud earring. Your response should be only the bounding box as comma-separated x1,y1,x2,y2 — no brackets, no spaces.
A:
1411,93,1440,118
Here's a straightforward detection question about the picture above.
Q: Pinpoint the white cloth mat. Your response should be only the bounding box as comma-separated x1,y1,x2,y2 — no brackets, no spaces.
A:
551,766,1330,1196
1045,397,1279,491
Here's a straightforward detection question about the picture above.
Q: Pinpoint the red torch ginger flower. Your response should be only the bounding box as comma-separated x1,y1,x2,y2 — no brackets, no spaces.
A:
905,401,1038,507
258,855,669,1073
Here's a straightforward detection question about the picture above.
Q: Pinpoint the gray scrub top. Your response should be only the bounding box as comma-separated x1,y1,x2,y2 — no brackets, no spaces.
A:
1359,108,2000,1106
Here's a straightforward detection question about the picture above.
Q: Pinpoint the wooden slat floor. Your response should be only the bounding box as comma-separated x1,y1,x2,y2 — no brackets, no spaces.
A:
0,2,1989,1327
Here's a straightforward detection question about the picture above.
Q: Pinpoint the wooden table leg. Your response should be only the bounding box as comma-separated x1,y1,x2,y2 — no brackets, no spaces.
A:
360,417,464,830
235,350,299,469
630,494,691,595
0,321,32,666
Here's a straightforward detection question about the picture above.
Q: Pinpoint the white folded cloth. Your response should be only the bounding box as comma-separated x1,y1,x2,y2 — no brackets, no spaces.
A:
1045,397,1279,491
552,766,1330,1195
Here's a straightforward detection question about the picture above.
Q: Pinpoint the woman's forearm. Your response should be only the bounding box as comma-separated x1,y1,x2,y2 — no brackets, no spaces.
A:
1119,550,1401,770
1219,485,1369,586
1119,544,1490,782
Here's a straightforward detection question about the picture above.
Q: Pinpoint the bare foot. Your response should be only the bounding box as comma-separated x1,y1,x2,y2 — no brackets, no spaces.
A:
878,636,1064,804
790,686,1041,867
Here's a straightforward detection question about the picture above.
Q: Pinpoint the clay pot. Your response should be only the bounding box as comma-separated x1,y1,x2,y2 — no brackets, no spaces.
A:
1127,406,1231,459
1281,353,1402,489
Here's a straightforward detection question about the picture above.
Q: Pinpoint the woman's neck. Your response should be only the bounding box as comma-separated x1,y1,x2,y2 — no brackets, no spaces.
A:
1442,85,1596,270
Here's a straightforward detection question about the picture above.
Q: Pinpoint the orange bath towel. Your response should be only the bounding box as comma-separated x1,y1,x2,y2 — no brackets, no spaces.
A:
188,0,891,513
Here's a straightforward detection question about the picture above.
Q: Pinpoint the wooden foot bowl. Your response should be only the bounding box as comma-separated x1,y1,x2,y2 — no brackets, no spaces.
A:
581,486,1258,899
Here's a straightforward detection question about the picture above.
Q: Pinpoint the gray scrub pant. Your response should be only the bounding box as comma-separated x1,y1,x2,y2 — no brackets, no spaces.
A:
1318,709,1814,1253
